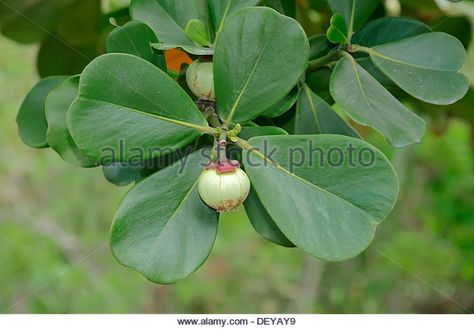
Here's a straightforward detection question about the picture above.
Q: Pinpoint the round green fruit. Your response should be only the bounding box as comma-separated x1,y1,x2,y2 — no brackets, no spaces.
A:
186,59,215,100
198,167,250,213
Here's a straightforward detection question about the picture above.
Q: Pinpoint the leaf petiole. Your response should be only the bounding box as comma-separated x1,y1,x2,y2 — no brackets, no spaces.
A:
306,49,341,73
349,44,372,54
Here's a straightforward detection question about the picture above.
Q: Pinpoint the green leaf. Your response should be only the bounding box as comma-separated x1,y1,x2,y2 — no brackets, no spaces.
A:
68,54,211,163
309,34,332,61
36,34,98,78
3,0,103,77
45,76,98,167
330,56,425,148
262,87,299,118
356,57,394,88
295,84,359,138
111,150,218,284
352,16,431,47
55,0,102,46
262,0,297,18
306,67,333,100
214,7,309,125
366,32,469,105
325,0,380,36
0,0,26,22
239,125,288,140
17,76,68,148
102,143,202,186
230,125,287,163
245,188,295,248
107,20,165,69
102,162,144,186
236,126,291,248
208,0,259,34
130,0,211,46
242,135,399,261
0,0,71,44
102,0,131,13
327,14,348,44
151,42,214,56
185,19,211,46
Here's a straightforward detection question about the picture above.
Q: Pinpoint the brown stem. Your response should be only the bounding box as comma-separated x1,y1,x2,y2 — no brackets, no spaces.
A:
197,100,221,129
197,100,231,163
216,131,228,163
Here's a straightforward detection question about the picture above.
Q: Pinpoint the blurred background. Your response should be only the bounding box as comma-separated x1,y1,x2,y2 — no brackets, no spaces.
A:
0,0,474,313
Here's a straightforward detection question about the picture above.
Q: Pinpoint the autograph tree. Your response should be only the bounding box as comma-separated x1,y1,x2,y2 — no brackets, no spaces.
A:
13,0,469,284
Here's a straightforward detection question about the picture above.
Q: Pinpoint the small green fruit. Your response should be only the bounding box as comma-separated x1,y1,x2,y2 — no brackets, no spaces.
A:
198,167,250,213
186,59,215,100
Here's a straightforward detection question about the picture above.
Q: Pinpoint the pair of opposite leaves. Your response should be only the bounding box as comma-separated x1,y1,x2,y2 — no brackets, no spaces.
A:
329,16,468,147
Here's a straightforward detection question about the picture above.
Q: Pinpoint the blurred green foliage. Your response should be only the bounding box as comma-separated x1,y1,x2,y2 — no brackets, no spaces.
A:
1,0,474,314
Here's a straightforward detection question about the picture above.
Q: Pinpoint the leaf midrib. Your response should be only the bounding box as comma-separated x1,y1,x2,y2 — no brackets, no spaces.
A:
122,26,147,58
347,56,383,130
79,97,211,133
302,84,322,133
348,0,356,39
152,180,199,250
216,0,233,35
369,48,461,72
329,22,348,43
224,41,269,125
346,56,421,142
